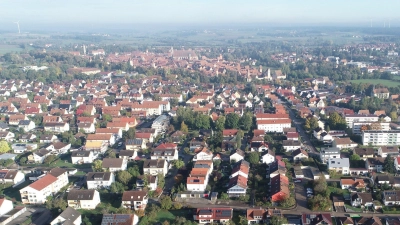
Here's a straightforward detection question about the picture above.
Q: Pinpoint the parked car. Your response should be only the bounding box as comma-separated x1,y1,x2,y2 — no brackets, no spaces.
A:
294,179,302,183
307,194,313,198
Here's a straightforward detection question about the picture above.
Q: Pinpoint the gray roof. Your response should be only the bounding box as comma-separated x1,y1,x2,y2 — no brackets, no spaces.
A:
18,120,32,125
56,207,81,224
125,139,142,145
0,122,8,129
71,151,91,157
0,153,17,160
143,159,166,169
119,150,136,157
102,158,124,168
67,189,96,200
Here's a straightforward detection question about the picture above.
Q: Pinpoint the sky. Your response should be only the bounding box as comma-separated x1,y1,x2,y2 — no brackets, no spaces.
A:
0,0,399,31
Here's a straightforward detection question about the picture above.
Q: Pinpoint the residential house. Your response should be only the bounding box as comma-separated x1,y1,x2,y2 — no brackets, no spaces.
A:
20,168,69,204
50,207,82,225
30,149,51,163
301,214,332,225
122,190,148,210
190,137,207,151
151,143,178,162
268,160,287,178
340,178,366,190
282,140,301,151
125,139,147,151
332,138,358,149
19,133,36,142
136,175,158,191
118,150,137,161
292,148,308,162
46,142,71,154
86,172,115,190
77,123,96,133
193,147,213,161
286,132,299,141
193,208,233,224
227,175,248,197
378,146,399,158
230,160,250,179
257,119,291,133
0,170,25,186
261,149,275,165
327,158,350,175
18,120,35,132
351,192,373,207
8,114,27,126
366,157,385,172
319,147,341,164
44,122,70,133
143,159,168,176
86,134,115,146
250,141,268,152
0,131,15,142
40,134,58,143
67,189,100,209
373,88,390,99
354,148,375,159
102,158,127,172
71,151,95,164
229,149,245,162
382,190,400,206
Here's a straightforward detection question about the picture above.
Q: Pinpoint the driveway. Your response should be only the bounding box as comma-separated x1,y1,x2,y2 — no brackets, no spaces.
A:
294,182,311,213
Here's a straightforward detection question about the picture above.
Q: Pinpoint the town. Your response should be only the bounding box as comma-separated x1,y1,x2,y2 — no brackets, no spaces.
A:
1,25,400,225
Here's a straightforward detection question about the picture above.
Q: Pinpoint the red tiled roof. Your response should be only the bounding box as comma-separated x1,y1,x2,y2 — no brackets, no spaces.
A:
29,174,57,191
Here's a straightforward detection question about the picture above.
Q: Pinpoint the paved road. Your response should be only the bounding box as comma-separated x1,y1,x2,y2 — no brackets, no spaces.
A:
285,104,318,156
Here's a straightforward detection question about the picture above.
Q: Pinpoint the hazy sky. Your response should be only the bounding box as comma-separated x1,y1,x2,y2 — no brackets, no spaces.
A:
0,0,399,31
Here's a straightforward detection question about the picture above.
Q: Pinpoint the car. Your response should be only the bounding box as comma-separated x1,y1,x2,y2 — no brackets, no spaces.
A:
307,194,313,198
307,188,313,191
307,191,313,194
118,142,122,147
294,179,302,183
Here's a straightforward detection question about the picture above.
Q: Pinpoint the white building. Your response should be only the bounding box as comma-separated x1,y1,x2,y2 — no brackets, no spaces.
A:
44,122,70,133
151,115,169,133
261,150,275,165
362,130,400,146
0,170,25,186
0,198,14,216
345,115,379,128
352,122,390,135
20,168,69,204
50,207,82,225
86,172,115,190
319,147,341,164
71,151,95,164
102,158,127,172
327,158,350,175
143,159,168,176
257,119,291,133
67,189,101,210
122,190,148,211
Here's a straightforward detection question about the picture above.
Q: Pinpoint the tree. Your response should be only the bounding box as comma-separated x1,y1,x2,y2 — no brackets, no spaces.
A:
236,130,244,148
225,113,239,129
173,159,185,169
195,114,211,129
215,116,225,131
19,157,27,164
117,170,133,185
180,121,188,133
123,128,136,140
384,155,395,173
239,112,253,131
328,112,346,130
0,141,10,153
102,114,112,122
160,195,172,210
247,152,260,165
270,216,289,225
280,196,295,208
108,151,116,158
390,111,398,122
350,154,361,161
220,193,229,200
92,160,103,172
110,181,125,193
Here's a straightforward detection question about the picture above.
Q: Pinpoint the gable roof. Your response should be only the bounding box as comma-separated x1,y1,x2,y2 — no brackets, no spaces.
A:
29,174,57,191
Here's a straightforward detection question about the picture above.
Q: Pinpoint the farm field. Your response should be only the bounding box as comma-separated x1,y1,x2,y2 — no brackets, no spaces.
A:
349,79,400,88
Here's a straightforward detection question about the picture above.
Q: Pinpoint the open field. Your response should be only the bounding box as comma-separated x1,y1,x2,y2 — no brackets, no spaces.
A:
350,79,400,88
0,44,24,55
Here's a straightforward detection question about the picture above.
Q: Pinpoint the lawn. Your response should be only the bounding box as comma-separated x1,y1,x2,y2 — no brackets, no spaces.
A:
349,79,400,88
155,209,193,223
345,204,362,212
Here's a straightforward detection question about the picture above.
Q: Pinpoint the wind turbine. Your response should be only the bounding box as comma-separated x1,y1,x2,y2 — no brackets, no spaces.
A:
13,21,20,34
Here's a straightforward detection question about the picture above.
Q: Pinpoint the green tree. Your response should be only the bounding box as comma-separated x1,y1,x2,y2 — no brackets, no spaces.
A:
0,141,10,153
247,152,260,165
195,114,211,129
239,112,253,131
390,111,398,122
220,193,229,200
350,154,360,161
270,216,289,225
110,181,125,193
128,166,141,177
117,170,133,185
123,128,136,140
180,121,188,133
102,114,112,122
43,155,57,165
236,130,244,148
173,159,185,169
384,155,395,173
225,113,239,129
328,112,347,130
160,195,172,210
92,160,103,172
215,116,225,131
280,196,295,208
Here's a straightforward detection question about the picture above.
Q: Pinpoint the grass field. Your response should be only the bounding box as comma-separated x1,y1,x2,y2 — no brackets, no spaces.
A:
350,79,400,88
0,44,23,55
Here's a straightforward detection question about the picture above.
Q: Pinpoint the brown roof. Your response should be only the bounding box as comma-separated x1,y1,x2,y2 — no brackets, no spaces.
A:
122,190,147,201
67,189,96,200
48,168,67,178
102,158,124,168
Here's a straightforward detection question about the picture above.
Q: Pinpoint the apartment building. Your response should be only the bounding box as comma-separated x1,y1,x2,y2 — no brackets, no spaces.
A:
257,119,291,133
327,158,350,175
362,130,400,146
151,115,169,133
345,115,378,128
193,208,233,224
20,168,68,204
352,122,390,135
122,190,148,210
143,159,168,176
